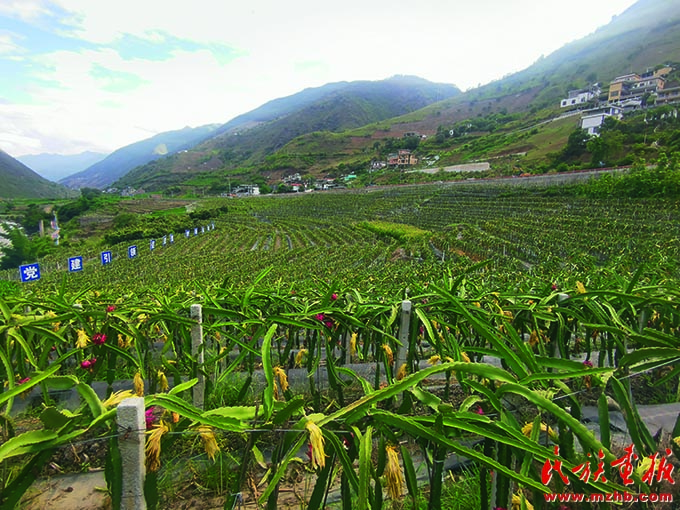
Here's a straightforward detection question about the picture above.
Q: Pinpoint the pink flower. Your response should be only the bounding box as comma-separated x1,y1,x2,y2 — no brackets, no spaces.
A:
315,313,325,322
18,377,30,384
583,360,593,368
551,283,558,291
145,407,155,429
331,293,338,301
475,406,484,415
81,358,96,369
106,305,116,313
92,333,107,345
325,321,333,329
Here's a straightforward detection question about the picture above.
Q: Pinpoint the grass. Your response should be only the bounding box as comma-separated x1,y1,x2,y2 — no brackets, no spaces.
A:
357,221,431,242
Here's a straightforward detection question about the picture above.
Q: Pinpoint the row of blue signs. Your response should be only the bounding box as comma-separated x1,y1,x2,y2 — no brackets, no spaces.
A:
19,224,215,283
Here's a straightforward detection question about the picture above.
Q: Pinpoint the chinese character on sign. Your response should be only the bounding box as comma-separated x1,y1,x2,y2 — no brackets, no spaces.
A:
642,449,675,485
68,256,83,272
150,239,155,251
201,226,205,233
542,446,570,485
185,229,190,238
162,236,167,246
19,263,40,282
170,234,174,244
128,245,138,259
612,444,638,486
101,251,112,265
194,227,198,236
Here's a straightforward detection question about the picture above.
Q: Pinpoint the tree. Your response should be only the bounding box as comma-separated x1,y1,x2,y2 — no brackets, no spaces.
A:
559,128,591,161
0,226,54,269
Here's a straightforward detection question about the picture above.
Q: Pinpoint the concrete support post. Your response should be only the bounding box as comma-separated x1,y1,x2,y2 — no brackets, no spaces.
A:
117,397,146,510
395,300,412,377
191,304,205,410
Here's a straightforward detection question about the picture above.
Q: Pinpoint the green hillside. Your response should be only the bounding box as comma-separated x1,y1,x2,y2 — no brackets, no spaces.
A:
0,149,73,199
114,76,460,190
111,0,680,194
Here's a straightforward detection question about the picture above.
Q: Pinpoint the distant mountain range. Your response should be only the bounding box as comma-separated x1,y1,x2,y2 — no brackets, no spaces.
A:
17,151,107,182
59,124,221,189
98,76,460,191
0,149,72,199
2,0,679,197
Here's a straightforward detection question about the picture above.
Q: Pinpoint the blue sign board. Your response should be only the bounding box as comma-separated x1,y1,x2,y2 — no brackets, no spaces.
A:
150,239,156,251
201,226,205,234
101,251,112,265
68,256,83,272
194,227,198,236
162,236,167,246
185,229,190,238
19,263,40,282
169,234,174,244
128,245,138,259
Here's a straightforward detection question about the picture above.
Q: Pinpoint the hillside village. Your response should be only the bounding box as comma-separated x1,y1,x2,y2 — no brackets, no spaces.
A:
564,65,677,135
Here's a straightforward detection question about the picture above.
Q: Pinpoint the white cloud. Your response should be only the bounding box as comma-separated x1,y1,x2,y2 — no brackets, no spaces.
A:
2,0,639,156
0,32,23,55
0,1,53,21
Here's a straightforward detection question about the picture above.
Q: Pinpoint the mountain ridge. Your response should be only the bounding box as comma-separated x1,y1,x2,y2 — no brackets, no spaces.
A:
0,149,73,199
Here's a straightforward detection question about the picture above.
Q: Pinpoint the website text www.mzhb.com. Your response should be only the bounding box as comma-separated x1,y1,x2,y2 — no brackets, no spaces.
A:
544,492,673,503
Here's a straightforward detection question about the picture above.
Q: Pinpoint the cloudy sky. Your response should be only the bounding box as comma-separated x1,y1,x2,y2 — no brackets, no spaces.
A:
1,0,638,158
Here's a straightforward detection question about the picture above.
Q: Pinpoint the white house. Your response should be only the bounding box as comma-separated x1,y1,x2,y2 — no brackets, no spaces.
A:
560,85,600,108
580,105,623,136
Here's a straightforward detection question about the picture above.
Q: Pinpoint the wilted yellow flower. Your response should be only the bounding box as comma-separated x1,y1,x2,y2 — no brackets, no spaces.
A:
137,313,149,323
576,281,586,294
117,334,131,349
521,422,558,442
157,370,169,392
198,426,220,461
428,355,441,365
385,445,404,501
76,329,89,349
350,332,357,357
145,421,168,472
502,310,514,320
45,311,57,319
52,322,61,332
102,390,135,408
512,493,534,510
295,349,307,367
461,351,471,363
134,372,144,396
383,344,394,365
396,363,407,380
305,420,326,470
674,436,680,448
273,366,289,392
529,330,540,348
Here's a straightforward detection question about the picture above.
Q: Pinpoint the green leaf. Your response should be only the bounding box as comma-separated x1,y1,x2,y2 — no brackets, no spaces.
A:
357,426,373,510
401,444,419,504
77,382,106,419
146,393,248,432
40,406,75,430
0,430,58,462
325,431,359,494
0,364,61,407
610,377,656,456
321,362,514,426
261,323,279,421
168,378,198,395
